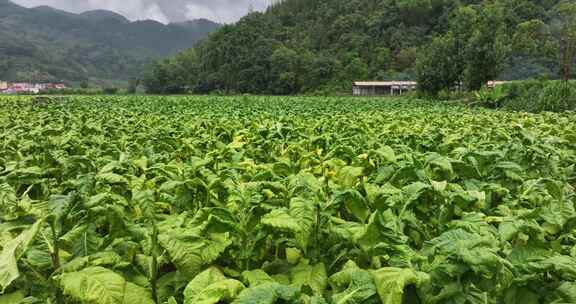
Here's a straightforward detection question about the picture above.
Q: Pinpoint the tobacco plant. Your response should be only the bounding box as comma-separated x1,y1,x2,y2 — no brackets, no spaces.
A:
0,96,575,303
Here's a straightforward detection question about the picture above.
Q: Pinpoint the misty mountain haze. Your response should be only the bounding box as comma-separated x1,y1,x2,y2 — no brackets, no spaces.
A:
11,0,270,23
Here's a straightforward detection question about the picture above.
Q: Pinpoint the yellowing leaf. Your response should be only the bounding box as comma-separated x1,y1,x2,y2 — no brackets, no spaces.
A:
229,136,246,149
285,247,302,265
184,267,244,304
371,268,429,304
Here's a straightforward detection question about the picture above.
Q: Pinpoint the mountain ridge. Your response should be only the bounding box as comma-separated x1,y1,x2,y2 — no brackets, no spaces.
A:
0,0,220,84
79,9,130,23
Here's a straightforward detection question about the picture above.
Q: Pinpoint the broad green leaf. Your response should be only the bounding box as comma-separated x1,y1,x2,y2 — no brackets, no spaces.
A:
503,287,539,304
402,182,430,201
336,166,364,187
159,180,186,192
0,220,42,292
261,209,301,232
261,198,315,250
423,228,482,255
375,146,396,163
96,172,129,185
186,280,244,304
356,212,413,266
290,262,327,295
60,224,103,257
527,255,576,280
232,282,299,304
331,190,370,222
184,267,226,296
167,297,178,304
288,173,322,195
0,290,25,304
59,267,155,304
288,198,315,249
329,261,377,304
158,230,231,278
242,269,273,287
549,282,576,303
426,153,454,176
86,193,128,208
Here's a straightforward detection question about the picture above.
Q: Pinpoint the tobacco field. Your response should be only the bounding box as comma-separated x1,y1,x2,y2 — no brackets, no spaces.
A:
0,96,575,304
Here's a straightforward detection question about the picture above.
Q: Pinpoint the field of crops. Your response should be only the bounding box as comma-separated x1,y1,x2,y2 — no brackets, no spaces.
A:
0,96,575,304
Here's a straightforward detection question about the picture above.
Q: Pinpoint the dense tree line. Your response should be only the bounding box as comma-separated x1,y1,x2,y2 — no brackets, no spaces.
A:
143,0,574,95
417,0,576,95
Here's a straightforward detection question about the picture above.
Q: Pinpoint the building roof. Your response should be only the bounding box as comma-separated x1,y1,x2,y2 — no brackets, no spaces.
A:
353,81,417,87
486,81,512,86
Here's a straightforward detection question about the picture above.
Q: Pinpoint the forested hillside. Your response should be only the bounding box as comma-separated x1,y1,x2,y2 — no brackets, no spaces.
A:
0,0,220,84
144,0,570,94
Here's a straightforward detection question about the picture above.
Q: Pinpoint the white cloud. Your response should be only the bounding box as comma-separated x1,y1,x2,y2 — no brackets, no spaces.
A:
184,0,269,23
184,4,222,22
11,0,271,23
85,0,169,23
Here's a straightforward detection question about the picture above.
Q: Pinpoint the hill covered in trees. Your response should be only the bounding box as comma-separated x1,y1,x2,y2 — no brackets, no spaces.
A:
0,0,220,84
144,0,571,94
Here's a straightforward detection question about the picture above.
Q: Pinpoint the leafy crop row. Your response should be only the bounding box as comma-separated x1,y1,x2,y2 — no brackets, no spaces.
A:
0,96,575,303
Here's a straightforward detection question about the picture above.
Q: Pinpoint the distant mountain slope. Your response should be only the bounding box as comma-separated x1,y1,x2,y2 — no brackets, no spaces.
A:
79,10,130,23
0,0,220,84
145,0,564,94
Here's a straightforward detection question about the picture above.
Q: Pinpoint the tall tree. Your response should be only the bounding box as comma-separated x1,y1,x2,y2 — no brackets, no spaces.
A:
514,0,576,82
417,3,511,94
553,1,576,81
462,3,510,90
416,34,462,95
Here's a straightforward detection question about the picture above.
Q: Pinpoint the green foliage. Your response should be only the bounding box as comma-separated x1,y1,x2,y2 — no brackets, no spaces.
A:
476,80,576,112
233,282,299,304
415,34,461,96
474,86,509,109
0,221,43,292
0,95,575,303
0,291,25,304
183,268,244,304
371,268,429,304
417,2,513,95
143,0,568,95
103,88,119,95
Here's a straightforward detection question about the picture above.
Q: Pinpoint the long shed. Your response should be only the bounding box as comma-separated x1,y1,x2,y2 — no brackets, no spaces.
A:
353,81,417,96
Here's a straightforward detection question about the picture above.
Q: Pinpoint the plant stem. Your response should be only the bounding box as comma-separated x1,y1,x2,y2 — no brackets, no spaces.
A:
150,223,159,304
314,203,321,264
50,221,63,304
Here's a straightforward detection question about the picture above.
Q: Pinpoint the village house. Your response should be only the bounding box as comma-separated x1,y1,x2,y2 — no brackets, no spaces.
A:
352,81,417,96
0,82,67,94
352,80,513,96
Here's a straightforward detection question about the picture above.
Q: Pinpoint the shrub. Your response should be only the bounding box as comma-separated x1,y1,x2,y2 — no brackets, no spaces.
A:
473,80,576,113
502,80,575,112
473,85,509,109
103,87,119,95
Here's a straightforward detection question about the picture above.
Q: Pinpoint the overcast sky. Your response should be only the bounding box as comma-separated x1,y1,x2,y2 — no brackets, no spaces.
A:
12,0,271,23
